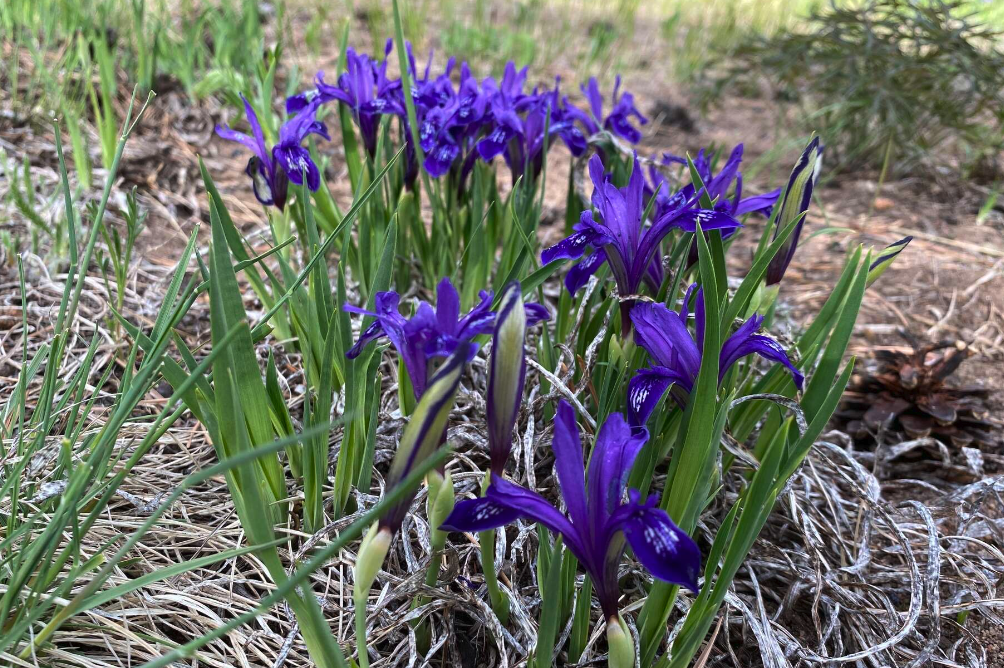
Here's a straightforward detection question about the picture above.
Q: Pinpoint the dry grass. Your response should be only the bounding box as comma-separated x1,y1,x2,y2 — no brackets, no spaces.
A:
2,2,1003,666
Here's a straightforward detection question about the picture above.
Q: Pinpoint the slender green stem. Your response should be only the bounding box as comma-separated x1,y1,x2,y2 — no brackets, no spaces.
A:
355,591,370,668
479,472,509,623
480,528,509,623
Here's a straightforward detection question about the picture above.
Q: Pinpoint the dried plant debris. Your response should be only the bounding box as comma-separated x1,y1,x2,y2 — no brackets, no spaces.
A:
837,331,1001,452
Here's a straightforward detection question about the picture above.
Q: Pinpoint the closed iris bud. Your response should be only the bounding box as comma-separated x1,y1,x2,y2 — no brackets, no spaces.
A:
426,470,456,550
765,136,823,288
757,282,781,316
354,523,392,601
606,614,635,668
488,282,528,475
867,236,911,288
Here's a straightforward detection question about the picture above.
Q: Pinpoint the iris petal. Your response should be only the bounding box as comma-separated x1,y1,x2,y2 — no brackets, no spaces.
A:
617,492,701,593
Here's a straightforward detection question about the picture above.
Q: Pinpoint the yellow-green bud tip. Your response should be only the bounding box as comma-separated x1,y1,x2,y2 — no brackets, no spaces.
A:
606,614,635,668
354,524,392,600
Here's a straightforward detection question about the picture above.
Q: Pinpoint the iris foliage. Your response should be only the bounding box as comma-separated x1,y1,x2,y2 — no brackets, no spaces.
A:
2,3,914,666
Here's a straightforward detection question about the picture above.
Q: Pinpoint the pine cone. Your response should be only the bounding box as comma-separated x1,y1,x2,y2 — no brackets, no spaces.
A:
836,332,999,449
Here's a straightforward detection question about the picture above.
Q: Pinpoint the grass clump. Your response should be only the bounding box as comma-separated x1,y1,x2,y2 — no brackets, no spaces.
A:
708,0,1004,176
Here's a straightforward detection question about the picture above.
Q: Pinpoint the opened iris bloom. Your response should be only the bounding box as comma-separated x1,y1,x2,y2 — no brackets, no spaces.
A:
418,61,488,178
216,94,329,210
506,81,591,183
573,76,648,144
444,401,700,626
345,277,547,401
289,41,402,158
645,144,781,268
476,62,533,163
651,144,781,221
541,154,740,331
627,285,804,426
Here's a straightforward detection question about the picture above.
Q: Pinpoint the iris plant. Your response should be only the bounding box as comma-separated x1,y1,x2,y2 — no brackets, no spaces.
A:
541,154,740,332
443,401,701,667
345,277,546,401
628,285,804,426
216,94,329,210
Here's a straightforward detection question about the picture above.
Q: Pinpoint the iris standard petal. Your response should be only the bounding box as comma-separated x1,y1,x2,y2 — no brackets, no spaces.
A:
435,277,462,335
630,302,701,377
586,413,649,529
550,401,589,531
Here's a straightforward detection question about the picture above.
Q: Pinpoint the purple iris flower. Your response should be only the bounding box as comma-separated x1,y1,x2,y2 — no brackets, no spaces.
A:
476,62,534,164
574,76,648,144
502,80,590,183
540,154,740,333
344,277,547,401
290,41,402,158
216,94,329,210
419,62,489,178
648,145,782,270
627,285,804,426
443,401,701,620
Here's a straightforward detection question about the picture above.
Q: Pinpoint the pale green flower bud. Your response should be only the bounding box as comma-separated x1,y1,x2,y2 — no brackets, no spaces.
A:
354,523,392,601
606,614,635,668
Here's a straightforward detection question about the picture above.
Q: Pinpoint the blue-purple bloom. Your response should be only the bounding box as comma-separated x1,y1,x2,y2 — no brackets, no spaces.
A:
344,277,547,401
574,76,648,144
541,154,741,303
289,41,402,158
627,286,804,426
651,144,781,222
418,61,488,178
216,94,329,210
647,144,782,268
443,401,701,619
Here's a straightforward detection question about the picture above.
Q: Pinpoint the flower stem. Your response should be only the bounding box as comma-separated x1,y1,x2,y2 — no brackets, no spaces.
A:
479,470,510,623
480,527,510,624
355,591,370,668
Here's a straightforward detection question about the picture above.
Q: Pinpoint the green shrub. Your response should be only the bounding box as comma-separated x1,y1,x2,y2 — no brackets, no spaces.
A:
709,0,1004,176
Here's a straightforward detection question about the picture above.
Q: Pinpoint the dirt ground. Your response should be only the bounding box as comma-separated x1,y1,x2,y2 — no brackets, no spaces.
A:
2,4,1003,667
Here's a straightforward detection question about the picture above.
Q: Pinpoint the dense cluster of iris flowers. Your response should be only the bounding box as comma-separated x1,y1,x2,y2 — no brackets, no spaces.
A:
203,34,909,668
217,42,649,206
